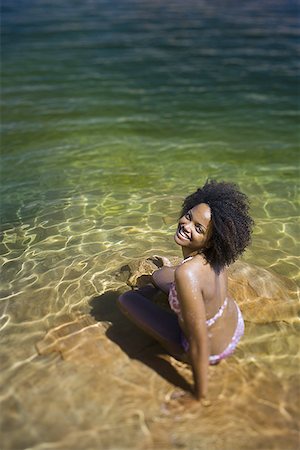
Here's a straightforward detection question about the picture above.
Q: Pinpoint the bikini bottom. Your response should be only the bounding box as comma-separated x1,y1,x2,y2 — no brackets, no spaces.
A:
181,302,245,365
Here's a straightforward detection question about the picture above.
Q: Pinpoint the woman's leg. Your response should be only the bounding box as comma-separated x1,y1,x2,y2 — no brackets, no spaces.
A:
117,288,184,359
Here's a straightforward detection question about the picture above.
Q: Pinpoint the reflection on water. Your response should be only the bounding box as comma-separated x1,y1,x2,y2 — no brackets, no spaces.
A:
1,197,299,450
1,0,299,448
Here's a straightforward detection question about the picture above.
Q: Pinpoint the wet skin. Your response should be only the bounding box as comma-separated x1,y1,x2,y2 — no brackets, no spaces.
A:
118,203,239,402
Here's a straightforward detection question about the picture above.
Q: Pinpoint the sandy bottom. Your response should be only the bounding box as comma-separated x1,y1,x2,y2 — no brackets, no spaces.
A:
1,254,299,450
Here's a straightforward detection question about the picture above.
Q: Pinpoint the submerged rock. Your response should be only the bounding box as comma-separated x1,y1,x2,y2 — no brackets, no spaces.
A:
32,256,299,450
115,256,298,323
37,256,298,367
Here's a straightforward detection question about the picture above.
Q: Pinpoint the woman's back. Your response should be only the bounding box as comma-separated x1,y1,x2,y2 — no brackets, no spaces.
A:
175,255,239,356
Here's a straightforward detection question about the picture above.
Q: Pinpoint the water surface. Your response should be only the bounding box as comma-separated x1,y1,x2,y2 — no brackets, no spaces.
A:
1,0,299,449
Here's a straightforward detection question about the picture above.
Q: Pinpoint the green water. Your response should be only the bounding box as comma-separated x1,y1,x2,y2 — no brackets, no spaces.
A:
1,1,299,449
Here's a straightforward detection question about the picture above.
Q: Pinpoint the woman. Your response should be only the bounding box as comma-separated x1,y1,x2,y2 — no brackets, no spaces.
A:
118,180,254,403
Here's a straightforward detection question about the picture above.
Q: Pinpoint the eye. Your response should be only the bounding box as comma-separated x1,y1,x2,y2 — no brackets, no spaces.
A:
196,225,204,234
185,212,191,220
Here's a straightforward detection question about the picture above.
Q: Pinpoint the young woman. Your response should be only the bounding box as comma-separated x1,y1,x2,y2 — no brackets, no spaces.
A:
118,180,254,403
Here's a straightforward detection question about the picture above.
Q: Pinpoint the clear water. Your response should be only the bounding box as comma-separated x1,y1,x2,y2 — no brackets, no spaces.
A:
1,0,299,449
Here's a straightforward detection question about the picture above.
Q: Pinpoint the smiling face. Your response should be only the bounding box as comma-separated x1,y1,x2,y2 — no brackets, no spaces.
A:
174,203,212,254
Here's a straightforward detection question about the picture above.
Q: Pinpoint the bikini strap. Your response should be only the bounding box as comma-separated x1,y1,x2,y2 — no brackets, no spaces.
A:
181,257,228,327
206,297,228,327
181,256,193,264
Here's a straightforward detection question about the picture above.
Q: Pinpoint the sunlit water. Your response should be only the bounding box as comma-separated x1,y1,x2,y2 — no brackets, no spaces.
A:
1,0,299,449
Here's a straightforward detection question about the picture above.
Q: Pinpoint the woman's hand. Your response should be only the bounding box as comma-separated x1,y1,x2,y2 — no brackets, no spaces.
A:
170,389,211,406
148,255,172,268
162,389,211,415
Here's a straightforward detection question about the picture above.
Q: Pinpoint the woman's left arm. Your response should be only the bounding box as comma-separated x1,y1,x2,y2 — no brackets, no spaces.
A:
175,265,209,400
151,266,176,293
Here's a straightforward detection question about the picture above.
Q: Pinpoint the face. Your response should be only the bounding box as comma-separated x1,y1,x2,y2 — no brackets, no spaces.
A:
174,203,212,252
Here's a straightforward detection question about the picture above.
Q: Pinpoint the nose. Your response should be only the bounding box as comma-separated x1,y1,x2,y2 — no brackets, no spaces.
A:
182,222,192,232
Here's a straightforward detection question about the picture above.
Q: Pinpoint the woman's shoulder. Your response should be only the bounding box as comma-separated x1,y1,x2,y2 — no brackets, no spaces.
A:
175,254,209,283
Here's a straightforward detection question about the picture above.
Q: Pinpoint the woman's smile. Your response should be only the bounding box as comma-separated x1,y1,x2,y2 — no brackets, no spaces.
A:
177,225,191,241
174,203,212,253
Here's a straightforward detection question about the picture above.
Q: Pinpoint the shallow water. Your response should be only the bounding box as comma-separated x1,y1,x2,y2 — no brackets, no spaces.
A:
1,0,299,449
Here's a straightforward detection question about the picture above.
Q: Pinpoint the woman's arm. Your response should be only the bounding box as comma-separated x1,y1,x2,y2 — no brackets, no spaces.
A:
151,266,176,293
175,264,209,400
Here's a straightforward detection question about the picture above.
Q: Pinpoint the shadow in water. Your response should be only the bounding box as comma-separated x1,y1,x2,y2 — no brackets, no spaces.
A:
89,290,192,393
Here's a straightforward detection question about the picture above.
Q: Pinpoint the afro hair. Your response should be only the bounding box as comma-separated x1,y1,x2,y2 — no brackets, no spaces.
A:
181,179,254,272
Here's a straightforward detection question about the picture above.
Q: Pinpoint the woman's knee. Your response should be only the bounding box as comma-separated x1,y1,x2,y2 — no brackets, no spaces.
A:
117,290,138,310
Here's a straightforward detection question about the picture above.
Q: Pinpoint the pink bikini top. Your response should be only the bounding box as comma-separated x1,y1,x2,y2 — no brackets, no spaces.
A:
168,257,228,326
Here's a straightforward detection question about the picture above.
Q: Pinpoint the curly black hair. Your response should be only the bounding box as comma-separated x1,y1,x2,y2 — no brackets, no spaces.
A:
181,179,254,273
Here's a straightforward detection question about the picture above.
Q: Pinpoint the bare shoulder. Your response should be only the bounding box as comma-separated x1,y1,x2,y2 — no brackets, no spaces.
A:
175,255,208,286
